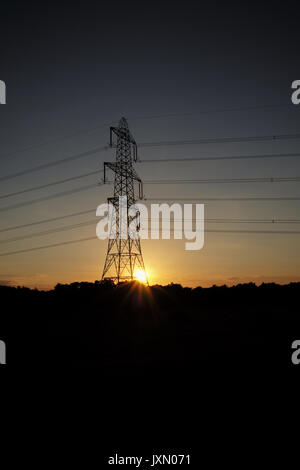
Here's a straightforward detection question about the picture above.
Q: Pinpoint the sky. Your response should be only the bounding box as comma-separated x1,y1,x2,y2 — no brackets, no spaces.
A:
0,0,300,289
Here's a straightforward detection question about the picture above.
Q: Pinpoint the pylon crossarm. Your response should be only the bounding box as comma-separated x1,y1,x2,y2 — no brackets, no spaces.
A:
104,162,141,182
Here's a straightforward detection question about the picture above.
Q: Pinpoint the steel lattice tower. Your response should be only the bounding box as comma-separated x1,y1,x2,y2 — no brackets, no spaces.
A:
101,117,148,283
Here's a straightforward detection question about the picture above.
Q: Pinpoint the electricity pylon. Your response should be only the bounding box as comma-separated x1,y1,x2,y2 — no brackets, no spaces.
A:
101,117,148,284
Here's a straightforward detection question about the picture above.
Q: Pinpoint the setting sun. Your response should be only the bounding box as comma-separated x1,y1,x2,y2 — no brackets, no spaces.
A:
134,269,148,284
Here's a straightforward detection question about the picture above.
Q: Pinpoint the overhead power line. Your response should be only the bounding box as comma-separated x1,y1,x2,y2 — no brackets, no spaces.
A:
140,229,300,234
0,170,103,200
0,183,97,213
0,189,300,213
143,176,300,184
0,219,96,244
0,122,115,161
1,228,300,257
2,102,295,162
137,132,300,148
1,217,300,245
140,152,300,163
146,197,300,202
0,146,108,183
2,206,300,235
0,208,95,233
0,237,97,257
1,173,298,201
2,131,300,184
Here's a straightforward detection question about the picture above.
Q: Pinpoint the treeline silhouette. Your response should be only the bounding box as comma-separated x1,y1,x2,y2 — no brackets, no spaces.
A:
1,280,299,371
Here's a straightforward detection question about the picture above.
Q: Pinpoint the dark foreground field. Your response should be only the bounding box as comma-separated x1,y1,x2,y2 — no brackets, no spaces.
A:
1,281,299,373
